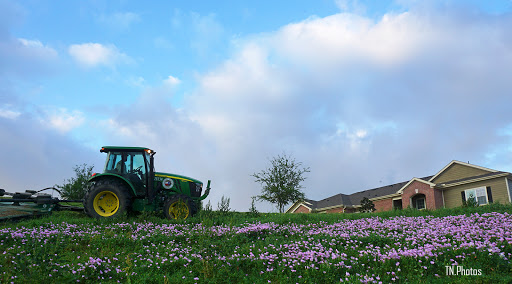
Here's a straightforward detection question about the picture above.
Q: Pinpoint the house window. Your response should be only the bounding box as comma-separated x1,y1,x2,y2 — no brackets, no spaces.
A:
464,186,491,205
393,199,402,210
416,198,425,210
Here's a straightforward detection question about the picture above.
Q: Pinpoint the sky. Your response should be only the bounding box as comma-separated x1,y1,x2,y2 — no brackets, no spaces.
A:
1,0,512,212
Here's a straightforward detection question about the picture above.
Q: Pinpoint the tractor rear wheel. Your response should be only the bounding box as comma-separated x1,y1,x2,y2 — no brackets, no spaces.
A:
83,179,131,218
163,195,197,220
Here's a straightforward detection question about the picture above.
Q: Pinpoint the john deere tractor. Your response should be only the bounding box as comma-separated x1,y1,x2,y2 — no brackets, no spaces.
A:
83,146,211,219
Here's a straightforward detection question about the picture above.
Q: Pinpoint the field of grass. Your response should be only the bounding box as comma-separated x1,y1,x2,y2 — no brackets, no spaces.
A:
1,203,512,283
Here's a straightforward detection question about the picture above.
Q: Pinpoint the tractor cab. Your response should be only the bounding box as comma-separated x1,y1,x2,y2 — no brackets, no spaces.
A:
102,147,152,196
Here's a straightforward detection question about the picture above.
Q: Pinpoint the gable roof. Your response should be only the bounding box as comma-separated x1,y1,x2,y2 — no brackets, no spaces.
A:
397,177,436,194
348,180,406,204
435,171,510,187
314,194,351,208
286,194,350,213
347,175,433,205
428,160,497,183
296,175,433,211
285,199,314,213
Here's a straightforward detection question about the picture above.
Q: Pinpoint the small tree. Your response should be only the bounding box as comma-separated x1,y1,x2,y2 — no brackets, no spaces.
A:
56,164,94,200
217,195,231,213
252,153,310,213
463,193,479,207
248,197,259,216
198,200,214,218
359,197,376,213
203,200,213,212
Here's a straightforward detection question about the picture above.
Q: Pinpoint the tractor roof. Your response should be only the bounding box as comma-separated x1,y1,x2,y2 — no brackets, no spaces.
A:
100,146,154,153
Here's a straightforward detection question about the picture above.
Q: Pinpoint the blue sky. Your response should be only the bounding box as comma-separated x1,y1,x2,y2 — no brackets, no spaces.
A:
1,0,512,212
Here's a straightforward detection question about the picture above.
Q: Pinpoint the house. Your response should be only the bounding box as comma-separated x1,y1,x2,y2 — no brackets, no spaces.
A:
286,161,512,213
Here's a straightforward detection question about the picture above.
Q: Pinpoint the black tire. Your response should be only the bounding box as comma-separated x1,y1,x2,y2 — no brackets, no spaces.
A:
83,179,132,219
163,195,197,220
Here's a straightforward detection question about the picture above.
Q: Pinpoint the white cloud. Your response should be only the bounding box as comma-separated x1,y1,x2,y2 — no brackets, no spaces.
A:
96,85,206,175
17,38,58,59
103,118,157,141
0,105,21,119
271,11,435,70
163,75,181,87
19,38,43,48
0,37,58,78
355,129,367,139
41,107,85,133
68,43,131,68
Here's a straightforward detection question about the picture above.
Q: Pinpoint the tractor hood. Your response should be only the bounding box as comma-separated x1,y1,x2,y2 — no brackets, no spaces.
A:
154,172,202,184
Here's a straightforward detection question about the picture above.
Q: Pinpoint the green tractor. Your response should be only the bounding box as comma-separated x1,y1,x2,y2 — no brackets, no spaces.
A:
83,146,211,219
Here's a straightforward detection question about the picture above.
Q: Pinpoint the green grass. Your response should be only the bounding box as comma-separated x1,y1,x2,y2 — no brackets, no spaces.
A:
1,203,511,283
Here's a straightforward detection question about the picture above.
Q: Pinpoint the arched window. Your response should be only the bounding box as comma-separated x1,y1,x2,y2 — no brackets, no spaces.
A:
411,194,426,210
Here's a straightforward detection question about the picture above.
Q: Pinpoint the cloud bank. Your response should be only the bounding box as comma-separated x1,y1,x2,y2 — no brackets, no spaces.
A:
2,1,512,213
97,5,512,211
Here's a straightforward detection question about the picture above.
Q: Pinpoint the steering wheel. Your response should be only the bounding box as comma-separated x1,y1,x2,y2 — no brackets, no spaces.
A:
130,166,143,178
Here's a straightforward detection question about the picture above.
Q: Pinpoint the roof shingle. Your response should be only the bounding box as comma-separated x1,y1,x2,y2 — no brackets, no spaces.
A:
308,175,433,210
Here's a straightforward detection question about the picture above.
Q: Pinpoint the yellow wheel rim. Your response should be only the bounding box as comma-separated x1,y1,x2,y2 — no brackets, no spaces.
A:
93,191,119,217
168,200,189,219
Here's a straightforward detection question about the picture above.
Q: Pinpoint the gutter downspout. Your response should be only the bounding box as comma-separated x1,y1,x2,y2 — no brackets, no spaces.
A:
441,188,445,208
505,177,512,204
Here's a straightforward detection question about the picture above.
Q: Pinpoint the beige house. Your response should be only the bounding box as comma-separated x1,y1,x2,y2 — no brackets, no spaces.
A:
286,161,512,214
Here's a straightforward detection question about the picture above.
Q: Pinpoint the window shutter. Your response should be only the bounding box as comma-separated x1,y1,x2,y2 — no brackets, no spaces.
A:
486,187,493,203
461,191,466,203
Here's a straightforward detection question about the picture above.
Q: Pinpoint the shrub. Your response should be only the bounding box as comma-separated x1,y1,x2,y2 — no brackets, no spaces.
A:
56,164,94,200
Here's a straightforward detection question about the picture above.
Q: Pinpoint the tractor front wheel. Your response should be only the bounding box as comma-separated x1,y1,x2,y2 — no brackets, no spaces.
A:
83,179,131,218
163,195,197,220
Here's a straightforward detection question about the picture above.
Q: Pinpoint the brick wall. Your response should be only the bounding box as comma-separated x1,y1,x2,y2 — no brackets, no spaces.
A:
326,207,345,213
294,204,310,213
373,198,393,212
344,207,357,213
401,180,441,210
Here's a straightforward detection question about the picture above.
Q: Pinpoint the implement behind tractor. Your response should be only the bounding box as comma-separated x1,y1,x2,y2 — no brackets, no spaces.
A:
0,188,81,220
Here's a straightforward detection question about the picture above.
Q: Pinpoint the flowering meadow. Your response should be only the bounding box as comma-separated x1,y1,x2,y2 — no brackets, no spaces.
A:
1,204,512,283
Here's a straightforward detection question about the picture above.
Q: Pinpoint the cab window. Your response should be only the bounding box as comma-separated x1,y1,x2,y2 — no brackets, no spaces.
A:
126,152,147,177
105,152,123,173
